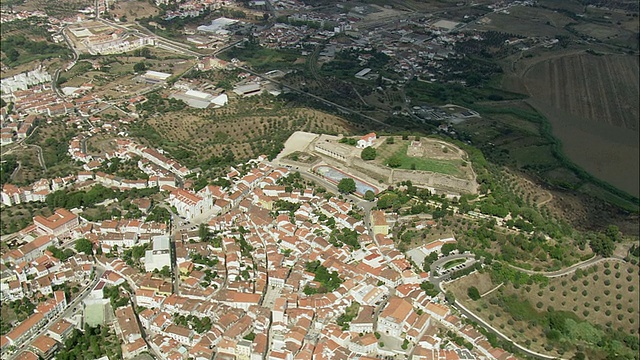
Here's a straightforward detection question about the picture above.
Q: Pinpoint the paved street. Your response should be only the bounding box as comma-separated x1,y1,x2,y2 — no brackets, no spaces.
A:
9,265,105,360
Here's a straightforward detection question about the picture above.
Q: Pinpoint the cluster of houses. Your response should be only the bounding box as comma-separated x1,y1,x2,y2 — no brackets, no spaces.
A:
0,113,36,146
15,154,513,360
0,144,522,360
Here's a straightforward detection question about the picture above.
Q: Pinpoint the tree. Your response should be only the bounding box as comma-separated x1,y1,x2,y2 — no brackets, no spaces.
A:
445,290,456,304
420,281,439,297
133,62,147,72
337,178,356,194
387,154,402,168
604,225,621,242
441,243,457,256
589,234,615,257
198,223,211,241
467,286,481,300
364,190,375,201
361,146,377,160
75,238,93,255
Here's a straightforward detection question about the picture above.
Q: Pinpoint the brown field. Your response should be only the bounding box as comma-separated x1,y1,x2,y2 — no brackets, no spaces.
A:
12,0,92,18
525,54,639,129
471,6,574,38
447,272,558,356
110,0,160,22
534,260,639,335
523,53,639,197
448,262,640,358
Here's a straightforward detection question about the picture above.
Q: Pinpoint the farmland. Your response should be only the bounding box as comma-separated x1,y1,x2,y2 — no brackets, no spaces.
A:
523,54,639,198
136,94,353,172
6,0,92,18
447,263,640,359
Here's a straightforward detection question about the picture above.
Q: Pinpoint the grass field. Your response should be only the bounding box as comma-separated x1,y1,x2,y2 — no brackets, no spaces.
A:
219,44,305,72
443,258,466,269
376,140,467,178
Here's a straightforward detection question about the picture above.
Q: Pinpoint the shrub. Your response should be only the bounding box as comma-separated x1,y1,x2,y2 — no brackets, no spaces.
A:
582,280,589,286
593,275,599,281
583,310,589,317
549,286,556,291
467,286,481,301
360,146,377,160
594,305,600,311
536,302,543,309
616,303,623,310
615,272,621,279
614,263,620,269
582,290,588,296
616,294,622,300
604,262,610,268
604,269,611,275
605,310,611,316
604,289,610,295
604,280,611,286
629,286,635,292
617,314,624,321
627,275,633,282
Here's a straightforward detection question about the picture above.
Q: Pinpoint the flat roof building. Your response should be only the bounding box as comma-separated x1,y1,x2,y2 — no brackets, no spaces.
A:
145,235,171,272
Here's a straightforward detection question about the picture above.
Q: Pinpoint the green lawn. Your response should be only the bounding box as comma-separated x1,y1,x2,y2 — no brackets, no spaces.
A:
387,143,463,177
444,259,466,269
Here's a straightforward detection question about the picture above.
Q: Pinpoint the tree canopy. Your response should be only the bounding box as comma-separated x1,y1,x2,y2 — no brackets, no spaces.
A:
361,146,377,160
75,238,93,255
337,178,356,194
467,286,481,300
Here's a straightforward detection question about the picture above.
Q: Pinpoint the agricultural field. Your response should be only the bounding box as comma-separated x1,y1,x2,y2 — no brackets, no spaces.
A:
448,264,640,359
7,0,92,18
471,5,575,38
110,0,160,22
524,54,639,198
135,93,353,172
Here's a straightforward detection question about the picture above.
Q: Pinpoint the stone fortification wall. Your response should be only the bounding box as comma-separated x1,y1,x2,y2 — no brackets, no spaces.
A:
392,169,478,195
350,158,477,195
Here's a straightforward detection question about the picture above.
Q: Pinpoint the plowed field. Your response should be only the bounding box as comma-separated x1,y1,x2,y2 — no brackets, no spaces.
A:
524,53,639,197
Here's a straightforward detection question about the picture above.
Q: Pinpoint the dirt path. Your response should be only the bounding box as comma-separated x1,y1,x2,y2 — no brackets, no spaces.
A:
480,282,503,298
503,255,614,278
